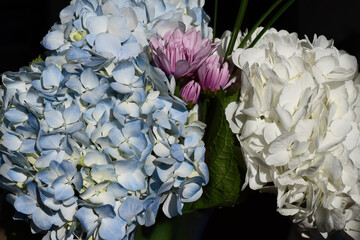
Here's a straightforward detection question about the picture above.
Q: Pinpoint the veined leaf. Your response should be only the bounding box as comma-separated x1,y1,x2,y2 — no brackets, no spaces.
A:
186,92,241,209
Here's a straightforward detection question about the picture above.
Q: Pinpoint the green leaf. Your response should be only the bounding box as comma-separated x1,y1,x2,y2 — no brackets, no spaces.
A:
223,0,248,62
249,0,295,48
238,0,283,49
186,92,241,209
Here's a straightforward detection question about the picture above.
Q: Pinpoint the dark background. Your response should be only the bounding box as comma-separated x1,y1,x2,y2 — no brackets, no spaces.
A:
0,0,359,239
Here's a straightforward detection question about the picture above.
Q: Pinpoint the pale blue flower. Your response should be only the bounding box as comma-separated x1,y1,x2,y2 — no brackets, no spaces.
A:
37,160,83,201
0,2,210,238
32,64,64,97
111,60,145,94
13,182,63,231
76,205,127,240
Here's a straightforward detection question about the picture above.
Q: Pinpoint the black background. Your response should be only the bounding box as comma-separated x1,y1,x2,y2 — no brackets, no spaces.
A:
0,0,359,239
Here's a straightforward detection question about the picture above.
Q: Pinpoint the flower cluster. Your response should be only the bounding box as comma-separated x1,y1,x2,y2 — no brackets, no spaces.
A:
149,28,234,105
0,0,210,239
226,28,360,238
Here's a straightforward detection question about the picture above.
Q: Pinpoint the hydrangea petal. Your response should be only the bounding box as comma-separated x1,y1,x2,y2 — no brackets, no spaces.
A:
119,196,143,222
5,109,28,123
99,218,125,240
41,31,65,50
1,133,22,151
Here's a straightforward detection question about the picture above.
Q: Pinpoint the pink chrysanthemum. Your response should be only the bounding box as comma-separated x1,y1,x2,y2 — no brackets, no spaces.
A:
150,28,218,79
198,54,235,91
179,80,201,105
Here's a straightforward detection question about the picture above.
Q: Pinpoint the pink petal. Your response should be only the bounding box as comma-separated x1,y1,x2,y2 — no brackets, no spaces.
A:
174,60,190,78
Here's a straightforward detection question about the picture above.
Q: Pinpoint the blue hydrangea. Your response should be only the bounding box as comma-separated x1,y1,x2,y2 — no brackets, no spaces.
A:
0,2,209,237
41,0,212,57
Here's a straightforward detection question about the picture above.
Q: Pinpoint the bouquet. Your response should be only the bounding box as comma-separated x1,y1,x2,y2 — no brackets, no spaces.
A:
0,0,359,239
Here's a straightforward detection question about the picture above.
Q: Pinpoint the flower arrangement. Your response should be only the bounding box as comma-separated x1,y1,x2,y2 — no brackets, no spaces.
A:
0,0,359,239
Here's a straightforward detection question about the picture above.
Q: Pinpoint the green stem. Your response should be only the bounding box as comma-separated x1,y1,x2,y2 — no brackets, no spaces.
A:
202,97,210,123
212,0,218,42
249,0,295,48
223,0,249,62
238,0,283,49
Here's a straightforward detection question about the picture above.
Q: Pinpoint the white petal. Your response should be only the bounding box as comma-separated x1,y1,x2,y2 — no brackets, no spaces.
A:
225,102,241,133
265,150,290,166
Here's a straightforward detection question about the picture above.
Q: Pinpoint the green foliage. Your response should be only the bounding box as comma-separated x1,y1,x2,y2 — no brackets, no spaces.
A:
31,54,44,64
186,91,242,209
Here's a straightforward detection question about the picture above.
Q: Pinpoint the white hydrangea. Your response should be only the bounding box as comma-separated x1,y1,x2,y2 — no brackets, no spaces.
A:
225,28,360,238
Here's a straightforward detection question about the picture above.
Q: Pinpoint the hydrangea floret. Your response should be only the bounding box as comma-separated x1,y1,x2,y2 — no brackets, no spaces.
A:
225,27,360,239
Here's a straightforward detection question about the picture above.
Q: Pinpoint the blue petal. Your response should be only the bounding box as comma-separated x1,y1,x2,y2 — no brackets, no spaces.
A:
169,105,188,125
143,197,160,227
129,134,147,152
75,207,98,232
194,146,205,162
32,207,54,230
153,111,171,130
107,182,127,198
72,171,83,191
5,109,28,122
81,83,109,105
162,192,180,218
108,16,130,41
44,109,64,129
116,101,140,117
184,134,201,148
95,33,121,58
19,139,36,153
39,134,62,150
63,104,81,125
1,133,22,151
8,168,27,182
65,77,84,94
91,164,115,182
80,68,99,90
60,202,77,222
39,188,61,211
156,163,176,182
110,82,132,94
41,31,65,50
181,183,203,202
83,151,109,166
119,42,142,60
66,47,91,61
37,169,57,185
174,161,194,178
28,112,40,130
123,120,142,137
42,64,63,89
118,196,143,222
94,204,116,218
108,128,125,147
118,169,146,191
86,16,108,35
112,60,135,84
171,144,184,161
99,218,125,240
14,195,36,215
59,160,77,179
35,151,58,168
119,142,134,155
65,122,84,134
198,162,209,184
